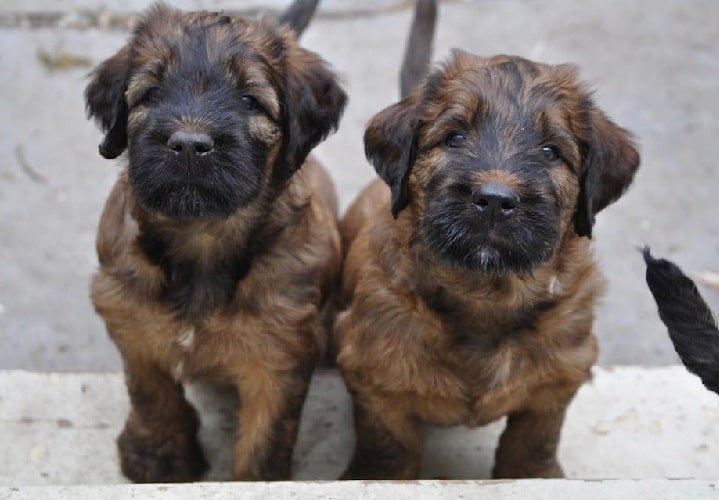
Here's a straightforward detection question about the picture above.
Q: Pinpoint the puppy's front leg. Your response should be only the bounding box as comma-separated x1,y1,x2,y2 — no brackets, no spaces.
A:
492,392,576,479
118,356,207,483
342,395,423,480
232,366,313,480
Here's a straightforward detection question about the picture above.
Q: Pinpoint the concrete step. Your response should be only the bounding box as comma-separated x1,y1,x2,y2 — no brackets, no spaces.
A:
1,366,717,488
2,479,719,500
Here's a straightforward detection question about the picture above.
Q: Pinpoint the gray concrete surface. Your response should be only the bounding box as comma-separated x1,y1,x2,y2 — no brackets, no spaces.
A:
1,367,717,485
1,0,718,370
3,480,719,500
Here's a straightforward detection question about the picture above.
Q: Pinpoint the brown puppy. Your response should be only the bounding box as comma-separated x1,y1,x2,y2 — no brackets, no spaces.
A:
85,3,346,482
336,50,639,479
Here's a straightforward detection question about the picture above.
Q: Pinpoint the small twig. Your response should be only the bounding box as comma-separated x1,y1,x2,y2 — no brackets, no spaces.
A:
14,144,48,184
37,49,92,70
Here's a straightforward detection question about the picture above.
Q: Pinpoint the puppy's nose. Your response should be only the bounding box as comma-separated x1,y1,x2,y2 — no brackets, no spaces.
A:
167,131,214,157
472,182,519,223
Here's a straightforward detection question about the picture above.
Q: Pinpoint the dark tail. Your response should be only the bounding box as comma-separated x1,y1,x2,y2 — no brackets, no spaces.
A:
400,0,437,98
278,0,321,36
643,246,719,395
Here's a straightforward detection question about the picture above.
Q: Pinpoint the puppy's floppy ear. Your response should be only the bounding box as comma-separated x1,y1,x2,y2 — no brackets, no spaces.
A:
364,94,419,218
84,45,131,160
575,104,640,238
277,44,347,184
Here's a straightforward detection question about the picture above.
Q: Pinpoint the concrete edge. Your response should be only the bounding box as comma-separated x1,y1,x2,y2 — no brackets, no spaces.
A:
1,479,718,500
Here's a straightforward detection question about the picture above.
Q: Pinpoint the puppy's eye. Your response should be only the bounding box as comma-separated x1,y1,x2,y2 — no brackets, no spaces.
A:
141,87,162,106
445,132,466,148
240,95,259,111
541,144,561,161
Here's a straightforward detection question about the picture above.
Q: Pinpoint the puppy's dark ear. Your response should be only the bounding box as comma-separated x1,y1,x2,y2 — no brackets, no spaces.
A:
85,45,131,159
575,105,640,238
364,94,419,218
278,45,347,184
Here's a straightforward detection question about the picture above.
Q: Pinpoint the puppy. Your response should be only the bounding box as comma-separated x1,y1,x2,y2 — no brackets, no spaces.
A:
335,49,639,479
85,2,346,482
644,248,719,395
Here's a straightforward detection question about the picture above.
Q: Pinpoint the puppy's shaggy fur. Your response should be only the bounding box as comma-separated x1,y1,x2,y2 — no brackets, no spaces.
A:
85,3,346,482
335,50,639,479
644,248,719,395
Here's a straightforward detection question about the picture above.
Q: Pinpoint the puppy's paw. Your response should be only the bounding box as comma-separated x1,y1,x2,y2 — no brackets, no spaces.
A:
117,423,208,483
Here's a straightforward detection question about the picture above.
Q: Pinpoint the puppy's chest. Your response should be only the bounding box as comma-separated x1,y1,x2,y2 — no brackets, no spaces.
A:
157,310,297,384
135,270,323,383
422,285,553,346
138,235,252,319
410,334,549,428
420,288,563,419
150,316,247,383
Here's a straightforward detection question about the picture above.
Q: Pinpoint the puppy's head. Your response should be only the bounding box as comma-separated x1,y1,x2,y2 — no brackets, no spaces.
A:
85,3,345,219
365,50,639,274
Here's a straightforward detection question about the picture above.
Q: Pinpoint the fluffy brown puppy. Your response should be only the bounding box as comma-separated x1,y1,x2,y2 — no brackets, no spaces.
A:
336,50,639,479
85,3,346,482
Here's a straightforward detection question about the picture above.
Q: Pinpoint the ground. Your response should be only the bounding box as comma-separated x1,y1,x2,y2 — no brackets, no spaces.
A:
0,0,717,370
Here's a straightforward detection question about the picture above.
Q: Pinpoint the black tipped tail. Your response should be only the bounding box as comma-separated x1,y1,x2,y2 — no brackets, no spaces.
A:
643,246,719,395
400,0,437,98
278,0,321,36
